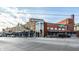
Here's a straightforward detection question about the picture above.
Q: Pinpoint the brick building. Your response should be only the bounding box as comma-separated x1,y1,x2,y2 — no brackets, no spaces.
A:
24,20,36,31
57,15,74,32
44,15,75,37
57,18,74,32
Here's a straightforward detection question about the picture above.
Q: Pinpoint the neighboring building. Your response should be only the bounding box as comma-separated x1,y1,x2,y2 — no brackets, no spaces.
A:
74,23,79,37
25,18,44,36
4,23,29,32
24,18,44,32
24,21,36,31
3,18,45,34
13,23,29,32
29,18,44,33
74,23,79,31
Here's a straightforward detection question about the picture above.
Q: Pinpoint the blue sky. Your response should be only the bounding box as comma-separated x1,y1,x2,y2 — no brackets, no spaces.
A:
17,7,79,23
0,7,79,31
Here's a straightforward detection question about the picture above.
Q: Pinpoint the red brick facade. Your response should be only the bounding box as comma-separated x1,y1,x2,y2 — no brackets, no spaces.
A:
57,18,74,32
44,17,75,36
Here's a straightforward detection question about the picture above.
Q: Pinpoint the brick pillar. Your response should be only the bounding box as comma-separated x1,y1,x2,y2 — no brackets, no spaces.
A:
44,22,47,37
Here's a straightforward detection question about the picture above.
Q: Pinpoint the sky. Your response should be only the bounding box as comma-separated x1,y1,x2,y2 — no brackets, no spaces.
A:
0,7,79,31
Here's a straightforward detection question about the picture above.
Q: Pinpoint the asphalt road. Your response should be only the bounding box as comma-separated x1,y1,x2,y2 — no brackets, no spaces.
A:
0,37,79,51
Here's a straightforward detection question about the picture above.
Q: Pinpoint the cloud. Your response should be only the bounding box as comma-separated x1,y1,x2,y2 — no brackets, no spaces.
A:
0,7,56,31
0,7,23,31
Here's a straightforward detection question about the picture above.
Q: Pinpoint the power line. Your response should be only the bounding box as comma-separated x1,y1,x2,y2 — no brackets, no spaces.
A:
17,12,78,16
17,12,71,16
0,13,77,26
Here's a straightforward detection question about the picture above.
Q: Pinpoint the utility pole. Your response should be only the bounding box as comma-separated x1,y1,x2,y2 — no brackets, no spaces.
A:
70,14,75,36
71,14,75,32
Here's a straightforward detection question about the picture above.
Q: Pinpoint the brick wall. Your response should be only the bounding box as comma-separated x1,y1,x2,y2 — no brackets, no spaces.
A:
57,18,74,32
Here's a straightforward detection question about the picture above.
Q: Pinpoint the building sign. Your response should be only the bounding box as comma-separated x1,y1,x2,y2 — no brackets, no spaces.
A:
58,24,65,27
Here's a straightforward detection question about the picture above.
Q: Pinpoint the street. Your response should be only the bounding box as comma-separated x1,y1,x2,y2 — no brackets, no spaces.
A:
0,37,79,51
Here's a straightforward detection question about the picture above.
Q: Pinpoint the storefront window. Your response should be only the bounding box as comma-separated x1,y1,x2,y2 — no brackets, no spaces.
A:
62,28,65,30
54,28,57,30
58,28,61,30
50,28,53,30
